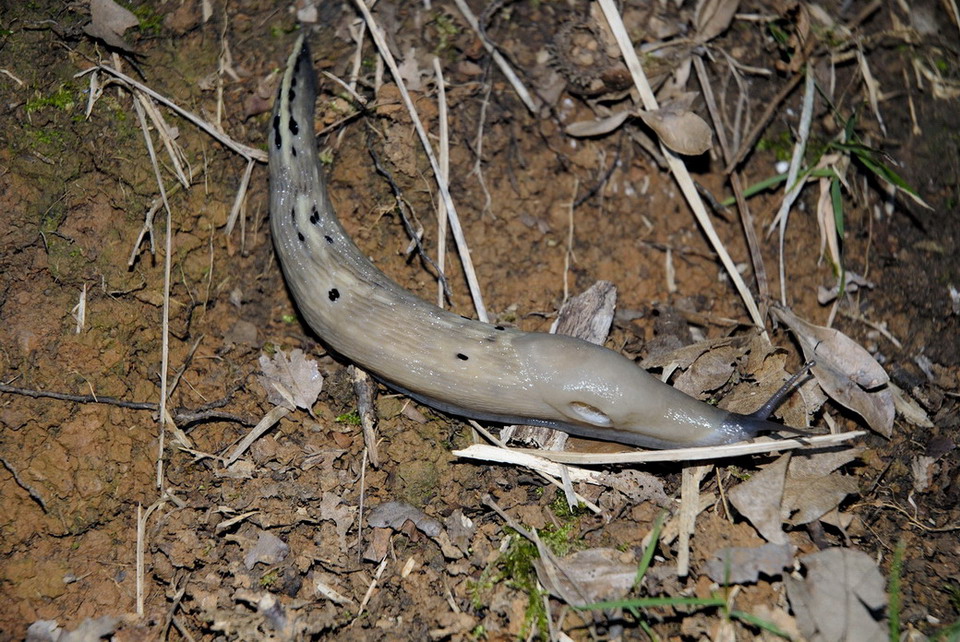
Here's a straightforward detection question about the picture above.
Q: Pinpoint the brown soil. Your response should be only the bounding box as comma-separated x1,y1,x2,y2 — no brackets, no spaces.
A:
1,0,958,639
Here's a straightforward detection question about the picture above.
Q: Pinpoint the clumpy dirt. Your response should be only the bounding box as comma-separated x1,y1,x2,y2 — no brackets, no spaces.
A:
0,0,958,640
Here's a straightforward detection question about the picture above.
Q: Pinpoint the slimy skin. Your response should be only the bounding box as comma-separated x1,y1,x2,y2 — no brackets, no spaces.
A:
269,35,793,449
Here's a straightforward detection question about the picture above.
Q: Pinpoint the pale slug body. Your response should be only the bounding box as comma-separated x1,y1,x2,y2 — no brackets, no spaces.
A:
269,36,791,449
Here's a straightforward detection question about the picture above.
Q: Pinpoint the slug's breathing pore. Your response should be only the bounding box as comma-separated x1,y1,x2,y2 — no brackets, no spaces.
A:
268,35,810,450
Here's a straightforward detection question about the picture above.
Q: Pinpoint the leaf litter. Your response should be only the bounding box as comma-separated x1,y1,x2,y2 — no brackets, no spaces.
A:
1,0,958,639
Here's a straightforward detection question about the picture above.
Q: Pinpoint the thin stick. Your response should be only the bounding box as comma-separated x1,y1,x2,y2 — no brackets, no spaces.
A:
133,96,174,490
467,420,602,513
225,158,255,236
356,447,368,558
677,465,711,577
454,431,864,466
75,65,266,162
354,554,389,623
0,383,253,427
353,0,489,321
468,80,494,218
596,0,764,330
451,0,538,114
0,456,48,512
222,405,291,466
433,56,450,308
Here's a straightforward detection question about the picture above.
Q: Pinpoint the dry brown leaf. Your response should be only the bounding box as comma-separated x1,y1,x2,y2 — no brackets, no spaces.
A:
600,469,670,507
639,335,741,371
564,110,631,138
674,345,737,397
638,107,713,156
727,454,790,544
783,448,861,525
703,542,795,584
533,548,636,606
318,492,354,553
785,548,887,642
258,349,324,412
771,305,894,437
84,0,139,52
244,531,289,569
367,501,441,537
694,0,740,43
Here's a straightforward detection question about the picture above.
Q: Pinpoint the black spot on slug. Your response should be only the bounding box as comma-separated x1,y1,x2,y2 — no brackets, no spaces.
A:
328,288,340,301
272,115,281,149
289,118,299,135
324,234,334,244
494,325,505,331
456,353,469,361
291,208,295,222
291,146,297,157
288,88,295,102
297,231,305,243
310,206,320,225
291,75,297,88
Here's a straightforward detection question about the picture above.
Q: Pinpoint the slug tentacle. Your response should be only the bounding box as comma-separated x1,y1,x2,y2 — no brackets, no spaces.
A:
268,35,808,449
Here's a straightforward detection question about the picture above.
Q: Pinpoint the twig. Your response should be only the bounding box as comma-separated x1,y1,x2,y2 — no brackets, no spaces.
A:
0,456,48,512
433,56,450,308
0,383,254,427
351,3,489,321
353,553,390,624
222,405,291,466
224,158,255,237
367,142,452,301
455,431,865,466
467,79,494,219
75,65,266,162
128,164,203,267
133,95,174,490
467,420,601,513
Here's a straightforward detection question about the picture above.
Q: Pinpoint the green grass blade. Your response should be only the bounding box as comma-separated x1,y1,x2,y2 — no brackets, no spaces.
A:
889,539,906,642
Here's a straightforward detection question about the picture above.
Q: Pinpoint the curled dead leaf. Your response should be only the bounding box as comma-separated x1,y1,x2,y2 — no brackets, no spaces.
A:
694,0,740,43
638,107,713,156
771,305,894,437
564,110,631,138
84,0,139,52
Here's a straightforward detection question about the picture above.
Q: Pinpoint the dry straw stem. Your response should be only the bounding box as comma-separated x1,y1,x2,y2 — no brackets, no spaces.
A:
678,465,712,577
451,0,538,114
595,0,764,330
453,431,864,467
433,56,450,308
352,1,489,322
223,405,291,466
468,420,602,513
75,65,266,162
132,96,174,489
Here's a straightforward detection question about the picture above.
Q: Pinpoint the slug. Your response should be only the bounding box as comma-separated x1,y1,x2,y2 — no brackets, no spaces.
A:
268,35,804,449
